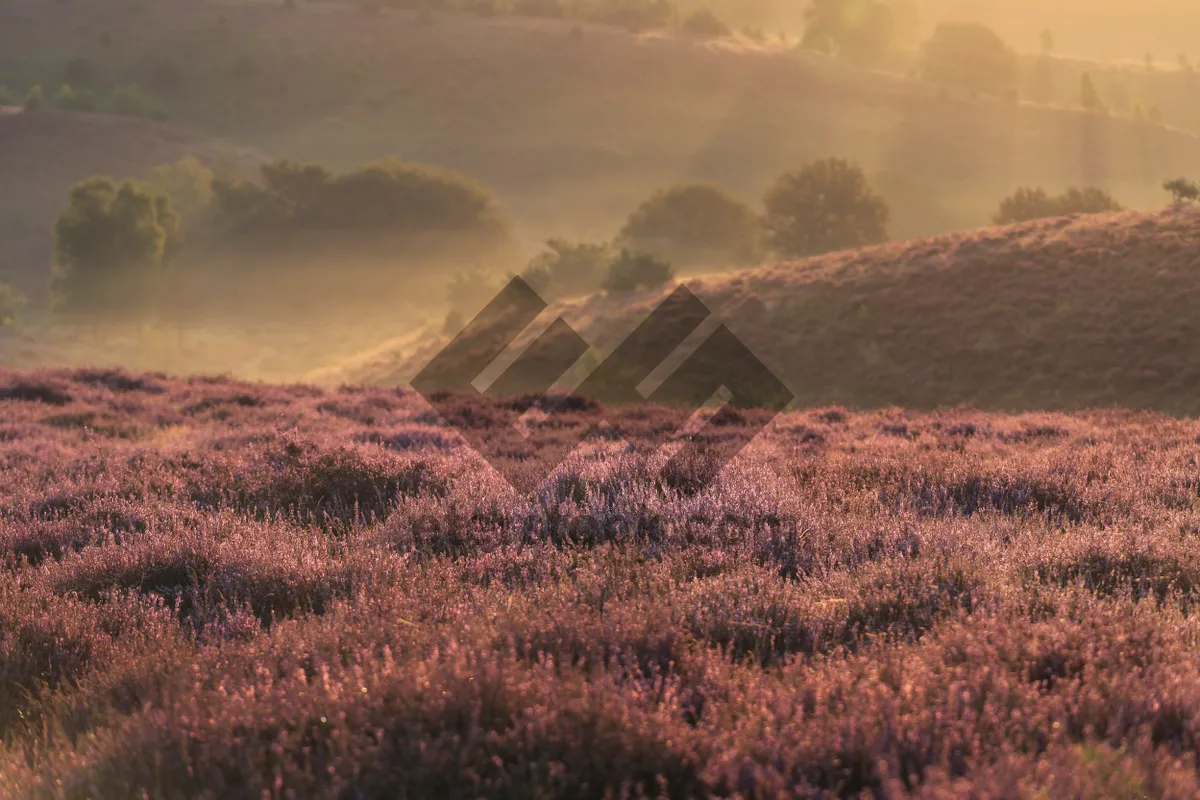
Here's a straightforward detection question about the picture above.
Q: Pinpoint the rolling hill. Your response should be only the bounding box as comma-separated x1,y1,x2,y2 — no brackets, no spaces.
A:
323,205,1200,416
2,0,1200,264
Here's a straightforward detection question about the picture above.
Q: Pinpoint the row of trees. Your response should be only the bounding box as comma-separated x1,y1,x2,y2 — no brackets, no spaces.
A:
1,82,167,121
340,0,736,37
799,2,1173,124
508,173,1132,307
614,160,889,268
495,158,890,308
37,150,1154,327
47,157,512,319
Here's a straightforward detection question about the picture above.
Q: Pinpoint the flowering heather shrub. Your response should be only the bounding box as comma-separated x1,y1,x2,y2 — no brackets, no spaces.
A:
7,371,1200,795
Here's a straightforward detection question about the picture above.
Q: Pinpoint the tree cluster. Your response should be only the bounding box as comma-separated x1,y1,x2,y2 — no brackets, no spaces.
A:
993,186,1124,225
920,22,1019,97
801,0,897,65
212,159,509,245
52,177,182,317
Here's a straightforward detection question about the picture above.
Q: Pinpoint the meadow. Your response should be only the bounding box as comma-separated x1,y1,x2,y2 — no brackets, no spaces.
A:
3,367,1200,796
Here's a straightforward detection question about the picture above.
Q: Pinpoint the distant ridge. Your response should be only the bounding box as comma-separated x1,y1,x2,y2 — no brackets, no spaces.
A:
324,206,1200,416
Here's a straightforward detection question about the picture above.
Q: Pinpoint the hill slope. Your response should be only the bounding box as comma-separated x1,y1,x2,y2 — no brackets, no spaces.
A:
327,206,1200,416
3,0,1200,252
0,110,256,298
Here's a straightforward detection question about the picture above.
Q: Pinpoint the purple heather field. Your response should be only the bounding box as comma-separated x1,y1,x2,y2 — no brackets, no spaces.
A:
2,367,1200,798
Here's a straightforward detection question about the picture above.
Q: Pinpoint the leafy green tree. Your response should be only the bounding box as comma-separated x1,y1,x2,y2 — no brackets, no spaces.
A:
54,84,97,112
588,0,676,32
51,176,181,316
1040,29,1054,54
110,84,168,121
522,239,612,299
1164,177,1200,204
23,85,44,112
802,0,895,65
616,183,761,267
0,283,25,326
148,156,215,229
762,158,889,257
213,158,508,243
603,250,675,293
920,22,1018,96
993,186,1123,224
680,8,730,38
1080,72,1106,113
63,57,96,89
513,0,565,18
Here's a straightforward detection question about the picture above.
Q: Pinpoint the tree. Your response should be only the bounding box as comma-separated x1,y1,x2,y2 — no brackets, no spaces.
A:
513,0,565,18
54,84,97,112
762,158,889,258
148,156,215,229
802,0,895,65
680,8,730,38
212,158,510,246
1164,178,1200,205
603,250,675,293
51,176,182,316
522,239,612,299
63,57,96,89
110,84,168,121
1040,29,1054,54
0,283,25,327
616,183,761,267
993,186,1123,225
920,23,1018,96
23,85,44,112
1080,72,1106,113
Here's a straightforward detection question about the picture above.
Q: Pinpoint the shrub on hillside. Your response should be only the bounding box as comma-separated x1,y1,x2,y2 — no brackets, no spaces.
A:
212,158,509,248
1080,72,1106,113
54,84,97,112
513,0,564,17
616,183,761,267
801,0,895,65
522,239,612,299
51,177,181,316
921,22,1018,96
0,283,25,326
993,186,1123,225
1164,178,1200,205
22,84,44,112
602,250,675,293
148,156,215,228
586,0,676,33
680,8,730,38
110,84,168,121
63,57,97,89
762,158,889,257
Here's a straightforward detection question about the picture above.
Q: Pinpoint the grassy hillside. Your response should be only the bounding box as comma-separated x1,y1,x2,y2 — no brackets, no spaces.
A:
2,0,1199,262
0,109,257,298
331,205,1200,416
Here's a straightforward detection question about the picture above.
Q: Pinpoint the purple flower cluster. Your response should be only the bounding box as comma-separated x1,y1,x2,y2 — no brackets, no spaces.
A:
2,368,1200,797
